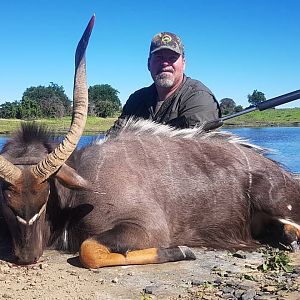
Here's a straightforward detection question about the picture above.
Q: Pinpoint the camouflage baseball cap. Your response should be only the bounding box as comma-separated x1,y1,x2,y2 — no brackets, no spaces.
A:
149,32,184,56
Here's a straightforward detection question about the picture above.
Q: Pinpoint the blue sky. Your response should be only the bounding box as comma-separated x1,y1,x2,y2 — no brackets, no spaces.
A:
1,0,299,109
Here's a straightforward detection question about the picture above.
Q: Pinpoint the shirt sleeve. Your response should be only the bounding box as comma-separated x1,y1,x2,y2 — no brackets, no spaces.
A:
178,90,221,128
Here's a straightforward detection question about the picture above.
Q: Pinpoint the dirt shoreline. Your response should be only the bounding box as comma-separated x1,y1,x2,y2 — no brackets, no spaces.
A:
0,238,299,300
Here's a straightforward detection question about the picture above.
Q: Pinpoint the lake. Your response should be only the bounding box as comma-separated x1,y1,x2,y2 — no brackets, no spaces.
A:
226,127,300,173
0,127,299,173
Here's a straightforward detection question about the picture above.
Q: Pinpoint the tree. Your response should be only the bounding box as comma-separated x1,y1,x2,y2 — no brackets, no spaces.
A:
88,84,121,118
22,83,71,117
94,101,119,118
0,101,21,118
19,97,42,119
219,98,236,115
39,96,68,118
234,105,243,113
247,89,266,105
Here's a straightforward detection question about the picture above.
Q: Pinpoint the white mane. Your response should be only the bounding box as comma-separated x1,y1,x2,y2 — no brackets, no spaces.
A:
112,118,267,153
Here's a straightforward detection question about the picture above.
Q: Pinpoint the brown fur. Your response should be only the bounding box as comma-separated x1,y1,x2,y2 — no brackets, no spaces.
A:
1,119,300,266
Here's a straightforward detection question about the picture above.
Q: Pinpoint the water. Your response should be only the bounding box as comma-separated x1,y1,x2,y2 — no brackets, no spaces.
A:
226,127,300,173
0,135,104,151
77,135,104,148
0,127,299,173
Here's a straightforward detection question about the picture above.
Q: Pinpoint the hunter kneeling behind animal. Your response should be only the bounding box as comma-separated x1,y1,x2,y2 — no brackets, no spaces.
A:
0,21,300,269
108,31,222,136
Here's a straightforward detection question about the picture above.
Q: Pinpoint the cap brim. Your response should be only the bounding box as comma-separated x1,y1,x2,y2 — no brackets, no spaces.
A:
150,46,182,55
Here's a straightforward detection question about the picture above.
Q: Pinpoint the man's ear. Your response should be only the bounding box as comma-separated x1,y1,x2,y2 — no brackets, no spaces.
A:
55,164,91,190
147,57,151,71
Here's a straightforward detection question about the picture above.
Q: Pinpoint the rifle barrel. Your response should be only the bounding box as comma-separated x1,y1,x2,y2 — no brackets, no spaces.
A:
221,89,300,122
221,107,256,121
257,89,300,111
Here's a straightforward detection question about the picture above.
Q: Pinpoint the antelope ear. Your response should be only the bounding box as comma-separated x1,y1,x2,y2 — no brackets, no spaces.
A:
55,164,91,190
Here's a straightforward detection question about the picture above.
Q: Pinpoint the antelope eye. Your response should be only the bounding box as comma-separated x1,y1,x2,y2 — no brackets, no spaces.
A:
2,190,17,207
4,190,12,199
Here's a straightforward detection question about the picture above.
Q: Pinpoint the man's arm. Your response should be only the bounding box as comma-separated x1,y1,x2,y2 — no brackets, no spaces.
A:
172,90,221,129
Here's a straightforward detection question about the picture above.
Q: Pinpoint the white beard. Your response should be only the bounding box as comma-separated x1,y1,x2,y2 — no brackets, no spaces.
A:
154,73,175,88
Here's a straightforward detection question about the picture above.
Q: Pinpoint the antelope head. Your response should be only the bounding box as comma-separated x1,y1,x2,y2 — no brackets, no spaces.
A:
0,15,95,264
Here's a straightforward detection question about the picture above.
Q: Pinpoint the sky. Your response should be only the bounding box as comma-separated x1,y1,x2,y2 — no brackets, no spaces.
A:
1,0,299,109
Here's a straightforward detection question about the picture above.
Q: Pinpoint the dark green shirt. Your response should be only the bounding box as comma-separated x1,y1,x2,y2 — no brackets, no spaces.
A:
108,75,221,134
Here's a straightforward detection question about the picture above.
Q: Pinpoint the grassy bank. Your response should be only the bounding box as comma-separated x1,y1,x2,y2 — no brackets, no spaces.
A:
0,108,299,135
223,108,300,127
0,116,117,135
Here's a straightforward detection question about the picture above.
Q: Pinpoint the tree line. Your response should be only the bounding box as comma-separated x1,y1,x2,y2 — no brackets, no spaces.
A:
0,83,122,119
0,83,266,120
219,89,266,116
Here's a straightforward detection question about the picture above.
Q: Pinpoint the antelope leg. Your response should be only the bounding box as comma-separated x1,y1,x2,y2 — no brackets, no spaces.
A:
79,239,195,269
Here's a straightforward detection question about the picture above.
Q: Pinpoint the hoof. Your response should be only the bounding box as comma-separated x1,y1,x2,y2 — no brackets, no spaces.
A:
178,246,196,260
290,241,300,252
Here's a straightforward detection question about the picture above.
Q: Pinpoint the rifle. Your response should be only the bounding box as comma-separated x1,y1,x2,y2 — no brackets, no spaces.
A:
203,89,300,130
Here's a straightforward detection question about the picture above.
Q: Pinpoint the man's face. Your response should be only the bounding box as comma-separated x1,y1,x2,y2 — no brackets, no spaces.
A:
148,49,185,88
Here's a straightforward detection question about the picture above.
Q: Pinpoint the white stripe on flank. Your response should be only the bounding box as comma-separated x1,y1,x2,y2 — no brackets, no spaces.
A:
62,228,68,249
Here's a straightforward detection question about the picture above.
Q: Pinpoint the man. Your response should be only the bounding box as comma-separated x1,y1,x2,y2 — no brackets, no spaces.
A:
108,32,221,135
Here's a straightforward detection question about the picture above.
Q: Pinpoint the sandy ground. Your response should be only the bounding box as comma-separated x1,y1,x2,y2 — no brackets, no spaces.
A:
0,236,299,300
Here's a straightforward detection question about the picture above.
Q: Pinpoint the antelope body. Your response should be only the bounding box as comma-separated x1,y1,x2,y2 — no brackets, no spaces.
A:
1,17,300,268
1,117,300,268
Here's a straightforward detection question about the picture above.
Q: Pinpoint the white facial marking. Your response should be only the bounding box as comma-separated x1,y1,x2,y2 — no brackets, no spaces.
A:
16,215,27,225
287,205,292,211
28,214,39,226
16,202,47,226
